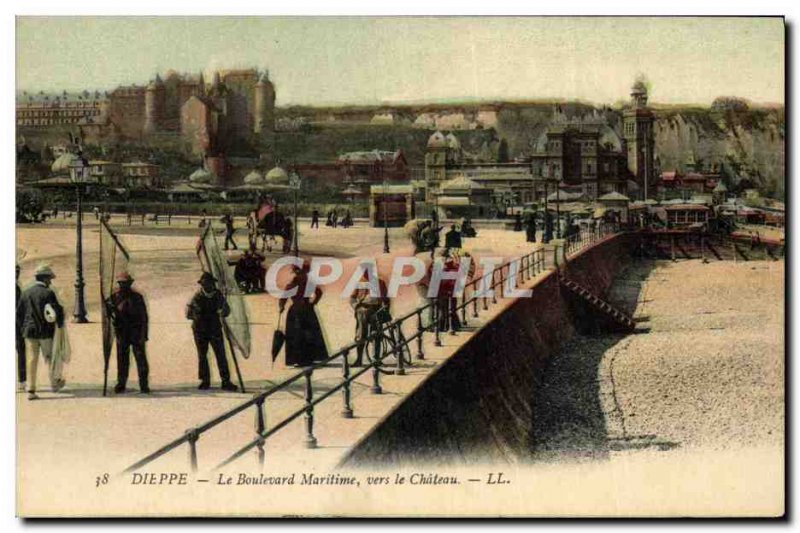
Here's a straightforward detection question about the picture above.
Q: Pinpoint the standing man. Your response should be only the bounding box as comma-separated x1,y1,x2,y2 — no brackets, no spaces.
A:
222,213,238,251
444,224,462,250
16,265,26,391
525,212,537,243
106,272,150,394
16,264,64,400
349,269,389,367
311,209,320,229
186,272,238,392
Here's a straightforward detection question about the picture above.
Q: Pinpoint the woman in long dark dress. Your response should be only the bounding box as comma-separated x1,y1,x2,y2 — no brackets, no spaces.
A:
279,262,328,367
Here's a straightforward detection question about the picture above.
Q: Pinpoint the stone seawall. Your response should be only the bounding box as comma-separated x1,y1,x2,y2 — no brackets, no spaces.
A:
341,233,637,466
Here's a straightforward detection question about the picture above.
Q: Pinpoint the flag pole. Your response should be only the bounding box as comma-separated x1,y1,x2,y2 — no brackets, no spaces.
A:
199,224,247,393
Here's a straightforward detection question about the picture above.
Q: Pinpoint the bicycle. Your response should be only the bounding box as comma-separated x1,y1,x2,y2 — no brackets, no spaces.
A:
361,308,414,375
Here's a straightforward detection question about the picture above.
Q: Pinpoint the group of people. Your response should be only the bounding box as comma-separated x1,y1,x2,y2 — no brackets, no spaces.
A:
234,247,267,293
15,212,501,400
310,208,353,229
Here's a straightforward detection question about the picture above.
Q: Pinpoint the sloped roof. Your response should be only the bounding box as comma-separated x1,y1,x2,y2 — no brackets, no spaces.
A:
427,131,447,149
546,190,586,202
243,170,265,185
338,150,400,164
189,167,214,183
265,166,289,184
445,132,460,150
440,175,485,191
598,192,630,202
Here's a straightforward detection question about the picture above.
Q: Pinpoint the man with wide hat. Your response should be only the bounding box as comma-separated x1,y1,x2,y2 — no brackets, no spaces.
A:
105,272,150,394
16,264,64,400
186,272,237,391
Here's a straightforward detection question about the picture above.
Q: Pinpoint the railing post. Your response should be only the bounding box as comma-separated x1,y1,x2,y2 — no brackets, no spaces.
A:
341,349,354,418
553,244,559,269
395,326,407,375
303,370,317,448
460,293,467,327
472,282,479,318
254,396,266,467
185,429,199,473
371,348,383,394
491,270,498,304
449,298,457,336
434,298,442,347
483,273,489,310
416,310,425,360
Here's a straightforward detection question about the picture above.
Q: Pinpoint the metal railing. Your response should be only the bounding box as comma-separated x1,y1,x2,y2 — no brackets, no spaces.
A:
124,224,617,474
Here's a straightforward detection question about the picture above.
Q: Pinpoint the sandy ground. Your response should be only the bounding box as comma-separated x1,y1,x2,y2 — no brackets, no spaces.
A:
532,258,784,476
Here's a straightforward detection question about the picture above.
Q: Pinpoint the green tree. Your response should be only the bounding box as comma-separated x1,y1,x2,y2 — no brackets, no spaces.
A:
16,188,45,223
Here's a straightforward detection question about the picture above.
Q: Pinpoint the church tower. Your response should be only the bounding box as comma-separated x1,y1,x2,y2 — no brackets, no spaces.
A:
623,77,655,199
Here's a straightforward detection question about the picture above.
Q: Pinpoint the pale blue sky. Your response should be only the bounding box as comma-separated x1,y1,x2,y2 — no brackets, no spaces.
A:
16,17,785,106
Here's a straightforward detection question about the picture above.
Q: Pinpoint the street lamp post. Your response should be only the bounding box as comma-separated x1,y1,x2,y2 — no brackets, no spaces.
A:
431,190,439,261
70,156,89,323
382,179,390,254
290,172,301,257
555,180,563,239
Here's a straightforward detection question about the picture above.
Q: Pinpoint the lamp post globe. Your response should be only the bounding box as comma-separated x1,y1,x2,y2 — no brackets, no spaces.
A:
289,172,301,257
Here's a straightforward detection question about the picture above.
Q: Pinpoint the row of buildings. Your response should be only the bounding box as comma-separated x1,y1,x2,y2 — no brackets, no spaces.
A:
17,67,276,155
21,75,747,218
420,79,655,210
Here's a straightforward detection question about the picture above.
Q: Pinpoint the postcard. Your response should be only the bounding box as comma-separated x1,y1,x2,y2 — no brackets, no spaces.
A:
14,16,784,517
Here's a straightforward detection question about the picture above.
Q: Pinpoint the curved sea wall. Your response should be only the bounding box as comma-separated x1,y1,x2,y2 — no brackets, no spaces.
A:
341,233,637,466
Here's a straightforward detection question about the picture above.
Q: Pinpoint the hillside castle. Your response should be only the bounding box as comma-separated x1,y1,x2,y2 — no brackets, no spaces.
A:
17,67,276,155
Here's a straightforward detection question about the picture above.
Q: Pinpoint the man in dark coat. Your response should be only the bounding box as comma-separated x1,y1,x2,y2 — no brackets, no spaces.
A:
444,224,462,250
222,214,238,251
16,265,26,391
187,272,237,391
524,212,537,242
106,272,150,394
513,213,523,232
16,264,64,400
311,209,320,229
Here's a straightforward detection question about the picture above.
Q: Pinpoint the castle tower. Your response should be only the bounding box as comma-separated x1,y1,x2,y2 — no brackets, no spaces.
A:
144,74,165,134
253,70,276,135
623,77,655,199
424,131,449,202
